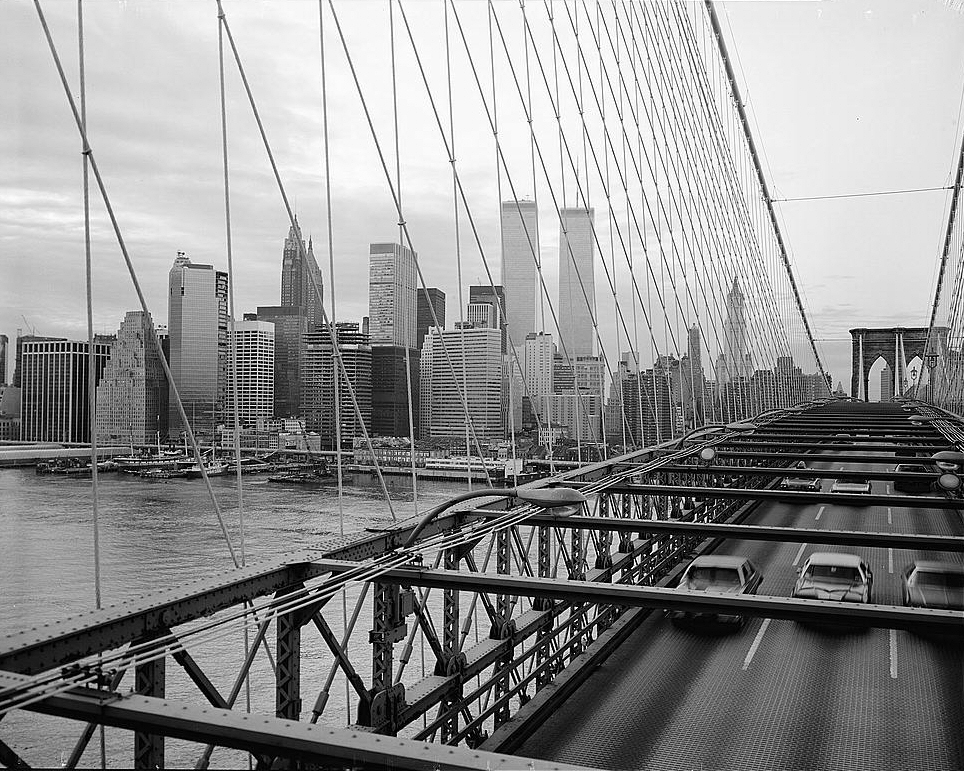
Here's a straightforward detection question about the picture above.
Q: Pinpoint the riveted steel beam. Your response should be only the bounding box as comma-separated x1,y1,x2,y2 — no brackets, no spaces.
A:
467,512,964,551
312,560,963,633
602,483,964,509
652,464,939,482
0,672,589,771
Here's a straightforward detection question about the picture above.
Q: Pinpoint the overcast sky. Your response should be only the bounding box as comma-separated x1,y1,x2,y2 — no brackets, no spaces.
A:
3,0,964,396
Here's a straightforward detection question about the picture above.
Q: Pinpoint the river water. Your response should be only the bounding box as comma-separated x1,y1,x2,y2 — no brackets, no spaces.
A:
0,467,467,768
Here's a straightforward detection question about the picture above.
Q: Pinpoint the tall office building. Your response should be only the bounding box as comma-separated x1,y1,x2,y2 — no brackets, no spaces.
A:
557,207,595,357
369,243,419,437
719,278,752,383
523,332,554,421
281,217,325,330
621,369,672,447
880,365,895,402
20,338,111,443
301,322,371,448
469,285,506,352
167,252,227,439
369,243,417,349
225,320,274,427
95,311,167,445
420,326,502,440
416,288,446,351
501,200,539,352
256,306,308,419
0,334,7,386
372,347,419,438
466,302,499,330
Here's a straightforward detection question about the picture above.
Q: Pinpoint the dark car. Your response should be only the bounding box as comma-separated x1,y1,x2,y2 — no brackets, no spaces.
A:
892,464,933,494
668,555,763,629
830,478,872,496
901,561,964,611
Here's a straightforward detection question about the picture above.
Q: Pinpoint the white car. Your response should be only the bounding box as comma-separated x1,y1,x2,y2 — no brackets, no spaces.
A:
830,478,872,495
669,555,763,628
792,552,873,604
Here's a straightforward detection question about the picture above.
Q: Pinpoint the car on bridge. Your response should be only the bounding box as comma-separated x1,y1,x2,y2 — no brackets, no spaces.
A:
892,463,934,494
669,554,763,630
901,561,964,611
830,477,872,495
780,460,821,492
792,552,873,605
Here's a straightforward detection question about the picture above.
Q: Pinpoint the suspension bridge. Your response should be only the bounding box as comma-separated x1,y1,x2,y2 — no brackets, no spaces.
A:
2,1,964,769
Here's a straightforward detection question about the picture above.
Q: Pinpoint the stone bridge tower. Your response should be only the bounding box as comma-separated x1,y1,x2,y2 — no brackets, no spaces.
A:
849,327,946,401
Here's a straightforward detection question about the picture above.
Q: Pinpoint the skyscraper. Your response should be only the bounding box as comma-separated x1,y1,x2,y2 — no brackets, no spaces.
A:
95,311,167,445
167,252,227,439
523,332,554,422
720,277,751,382
416,288,446,351
420,326,502,440
281,217,325,330
501,200,539,352
369,243,417,349
557,207,595,357
0,334,7,386
301,322,372,448
466,302,499,330
20,338,111,443
256,306,308,419
469,285,506,352
225,320,275,427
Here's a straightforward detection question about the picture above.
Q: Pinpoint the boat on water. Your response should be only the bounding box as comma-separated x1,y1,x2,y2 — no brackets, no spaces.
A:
114,451,187,473
139,467,189,480
267,466,332,484
184,460,229,479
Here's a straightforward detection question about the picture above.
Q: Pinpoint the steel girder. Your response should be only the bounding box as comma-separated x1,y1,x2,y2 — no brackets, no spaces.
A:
0,672,590,771
468,512,964,551
653,464,941,482
601,483,964,509
312,559,963,634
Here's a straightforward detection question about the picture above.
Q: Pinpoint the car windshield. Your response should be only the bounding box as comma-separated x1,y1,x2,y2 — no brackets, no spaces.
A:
914,570,964,589
896,465,926,473
805,564,860,583
837,479,867,486
686,567,741,588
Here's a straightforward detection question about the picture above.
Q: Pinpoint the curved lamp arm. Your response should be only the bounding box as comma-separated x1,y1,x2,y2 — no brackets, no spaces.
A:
403,486,588,548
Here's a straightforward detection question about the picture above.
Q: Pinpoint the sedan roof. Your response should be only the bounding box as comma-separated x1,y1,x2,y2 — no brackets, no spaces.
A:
688,555,750,568
805,552,864,568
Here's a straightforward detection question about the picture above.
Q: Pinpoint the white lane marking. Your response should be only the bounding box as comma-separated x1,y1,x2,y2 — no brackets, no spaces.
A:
888,548,894,573
889,629,898,679
815,505,825,521
886,483,891,495
887,507,893,525
792,542,808,566
742,618,772,671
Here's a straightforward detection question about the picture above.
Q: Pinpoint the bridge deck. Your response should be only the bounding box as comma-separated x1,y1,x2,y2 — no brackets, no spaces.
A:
516,451,964,770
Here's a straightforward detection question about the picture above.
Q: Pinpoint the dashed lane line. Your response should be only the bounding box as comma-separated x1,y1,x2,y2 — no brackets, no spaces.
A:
815,505,825,521
889,629,898,679
742,618,772,671
887,507,893,526
792,542,808,566
886,483,892,494
888,548,894,574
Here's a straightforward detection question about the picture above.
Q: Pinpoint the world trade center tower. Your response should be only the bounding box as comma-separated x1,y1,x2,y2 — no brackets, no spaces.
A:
500,200,539,353
557,207,595,357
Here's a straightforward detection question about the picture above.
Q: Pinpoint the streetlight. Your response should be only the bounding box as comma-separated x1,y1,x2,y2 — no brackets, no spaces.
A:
403,486,588,548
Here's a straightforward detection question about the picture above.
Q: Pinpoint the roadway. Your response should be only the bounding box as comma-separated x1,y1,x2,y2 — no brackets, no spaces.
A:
516,450,964,770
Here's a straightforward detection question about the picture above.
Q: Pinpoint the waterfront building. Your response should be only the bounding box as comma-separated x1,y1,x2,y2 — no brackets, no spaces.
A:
94,311,168,446
501,200,539,352
167,252,227,440
254,306,308,419
419,327,502,440
281,217,325,330
301,323,372,448
468,285,507,352
557,207,595,357
0,385,20,441
416,287,445,351
19,338,111,443
369,242,417,349
225,320,275,427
